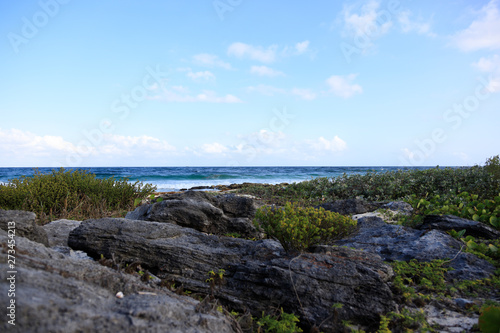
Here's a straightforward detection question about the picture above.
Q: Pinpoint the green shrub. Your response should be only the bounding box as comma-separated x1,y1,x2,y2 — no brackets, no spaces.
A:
479,306,500,333
238,166,500,206
0,168,156,224
254,202,357,253
257,308,303,333
485,155,500,180
391,259,450,304
406,192,500,229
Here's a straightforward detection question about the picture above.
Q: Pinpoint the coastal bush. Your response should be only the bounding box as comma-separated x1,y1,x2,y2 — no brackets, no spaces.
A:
238,166,500,206
479,306,500,333
406,192,500,229
253,202,357,253
485,155,500,180
0,168,156,224
256,308,303,333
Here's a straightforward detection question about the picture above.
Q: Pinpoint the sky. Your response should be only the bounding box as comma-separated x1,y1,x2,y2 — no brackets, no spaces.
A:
0,0,499,167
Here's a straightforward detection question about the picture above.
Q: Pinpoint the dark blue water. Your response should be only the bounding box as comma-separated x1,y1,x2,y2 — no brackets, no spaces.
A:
0,166,432,192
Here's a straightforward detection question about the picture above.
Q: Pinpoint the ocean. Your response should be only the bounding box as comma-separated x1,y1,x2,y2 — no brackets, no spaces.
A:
0,166,432,192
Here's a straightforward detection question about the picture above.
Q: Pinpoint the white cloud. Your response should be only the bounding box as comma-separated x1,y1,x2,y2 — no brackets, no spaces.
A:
192,53,232,69
250,65,285,77
450,0,500,51
326,74,363,98
103,134,176,153
227,42,277,63
0,128,177,166
0,128,76,156
398,10,435,37
149,86,242,103
246,84,286,96
291,88,317,100
196,91,242,103
187,70,216,81
202,142,228,154
310,136,347,152
342,0,392,38
245,85,316,100
472,54,500,92
295,40,310,54
473,54,500,72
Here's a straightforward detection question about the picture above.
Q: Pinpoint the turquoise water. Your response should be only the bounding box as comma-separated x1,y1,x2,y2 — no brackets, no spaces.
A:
0,166,433,192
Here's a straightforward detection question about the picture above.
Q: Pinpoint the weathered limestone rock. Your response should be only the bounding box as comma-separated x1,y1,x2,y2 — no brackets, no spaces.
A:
318,199,384,216
42,218,91,259
126,191,260,239
42,219,82,247
69,218,397,332
0,209,48,246
0,230,235,333
419,214,500,240
335,216,496,281
352,201,413,224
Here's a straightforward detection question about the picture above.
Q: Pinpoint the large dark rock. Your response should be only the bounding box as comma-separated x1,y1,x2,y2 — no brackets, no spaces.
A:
419,215,500,240
335,216,496,281
0,230,235,333
318,199,384,216
69,218,396,332
126,191,260,239
214,194,257,218
0,209,48,246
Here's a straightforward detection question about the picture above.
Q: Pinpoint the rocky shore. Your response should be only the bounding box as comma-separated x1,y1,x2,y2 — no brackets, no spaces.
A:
1,191,498,332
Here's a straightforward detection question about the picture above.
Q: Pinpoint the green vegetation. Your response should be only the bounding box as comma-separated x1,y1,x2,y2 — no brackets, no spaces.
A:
479,306,500,333
485,154,500,180
237,165,500,206
391,259,451,304
206,268,225,295
253,202,357,253
256,308,303,333
0,168,156,224
406,191,500,229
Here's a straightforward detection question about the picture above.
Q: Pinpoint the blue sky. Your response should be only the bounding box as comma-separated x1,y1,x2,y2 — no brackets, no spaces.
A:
1,0,499,167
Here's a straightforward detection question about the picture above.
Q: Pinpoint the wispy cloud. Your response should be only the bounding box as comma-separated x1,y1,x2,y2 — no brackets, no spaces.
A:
309,136,347,152
291,88,317,100
228,42,278,63
192,53,232,69
149,86,242,103
0,128,76,156
250,65,285,77
472,54,500,92
295,40,310,54
341,0,392,39
201,142,228,154
246,85,316,100
398,10,436,37
246,84,287,96
0,128,177,166
187,70,216,81
449,0,500,51
326,74,363,98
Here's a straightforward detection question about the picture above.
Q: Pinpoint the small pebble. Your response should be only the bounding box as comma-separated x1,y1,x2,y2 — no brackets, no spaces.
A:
116,291,124,299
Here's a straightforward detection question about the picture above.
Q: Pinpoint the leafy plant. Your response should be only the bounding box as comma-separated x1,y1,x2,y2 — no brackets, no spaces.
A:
391,259,451,304
206,268,225,295
406,191,500,229
237,166,500,206
254,202,357,253
479,306,500,333
377,315,391,333
0,168,156,224
257,308,303,333
485,155,500,180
